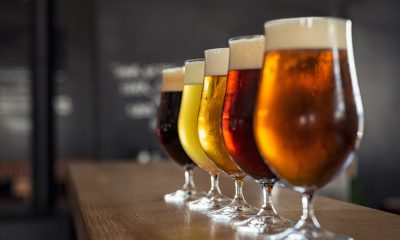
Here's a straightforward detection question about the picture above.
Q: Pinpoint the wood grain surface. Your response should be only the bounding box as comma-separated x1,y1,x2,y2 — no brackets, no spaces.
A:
68,161,400,240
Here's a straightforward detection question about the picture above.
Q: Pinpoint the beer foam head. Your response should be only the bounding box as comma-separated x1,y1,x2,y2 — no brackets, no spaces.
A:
264,17,349,51
204,48,229,76
229,35,264,70
184,59,205,85
161,67,184,92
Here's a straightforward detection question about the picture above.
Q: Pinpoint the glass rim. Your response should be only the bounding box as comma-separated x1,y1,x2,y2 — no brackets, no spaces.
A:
264,16,350,28
184,58,205,64
204,47,229,54
162,66,183,73
229,35,264,43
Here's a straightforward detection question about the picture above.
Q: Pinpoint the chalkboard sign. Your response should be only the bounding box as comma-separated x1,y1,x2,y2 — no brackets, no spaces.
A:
98,61,174,160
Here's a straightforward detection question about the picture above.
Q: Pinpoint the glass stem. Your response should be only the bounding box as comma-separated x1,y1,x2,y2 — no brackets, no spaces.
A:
183,166,196,191
298,190,320,228
259,181,278,215
208,174,222,196
233,177,246,204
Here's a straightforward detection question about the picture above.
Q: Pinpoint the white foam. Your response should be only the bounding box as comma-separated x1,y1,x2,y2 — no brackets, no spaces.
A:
229,35,264,70
184,59,205,85
161,67,184,92
264,17,349,51
204,48,229,76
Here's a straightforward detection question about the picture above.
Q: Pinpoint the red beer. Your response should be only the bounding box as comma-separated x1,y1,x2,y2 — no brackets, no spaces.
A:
222,35,276,181
222,69,276,180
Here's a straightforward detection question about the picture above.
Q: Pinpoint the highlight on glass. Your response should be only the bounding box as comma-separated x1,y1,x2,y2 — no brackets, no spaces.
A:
222,35,293,234
156,67,203,204
254,17,364,239
198,48,258,223
178,59,231,211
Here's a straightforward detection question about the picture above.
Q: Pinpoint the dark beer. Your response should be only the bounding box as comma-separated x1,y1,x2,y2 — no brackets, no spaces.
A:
156,68,194,167
223,69,276,180
255,49,359,188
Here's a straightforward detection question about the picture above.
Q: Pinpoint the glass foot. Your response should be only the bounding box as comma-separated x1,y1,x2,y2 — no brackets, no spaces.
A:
164,189,204,204
234,211,293,235
234,181,294,235
276,224,353,240
208,199,258,223
273,191,353,239
187,192,231,211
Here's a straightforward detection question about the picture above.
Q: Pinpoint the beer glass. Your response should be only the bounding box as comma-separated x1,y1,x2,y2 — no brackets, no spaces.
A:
156,67,203,203
255,17,364,239
198,48,258,222
178,59,231,211
222,35,292,234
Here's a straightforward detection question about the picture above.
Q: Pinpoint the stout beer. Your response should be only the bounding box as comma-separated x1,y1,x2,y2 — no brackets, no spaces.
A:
156,68,195,167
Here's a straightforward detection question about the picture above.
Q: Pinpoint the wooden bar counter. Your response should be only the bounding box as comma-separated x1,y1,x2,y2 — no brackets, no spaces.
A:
68,161,400,240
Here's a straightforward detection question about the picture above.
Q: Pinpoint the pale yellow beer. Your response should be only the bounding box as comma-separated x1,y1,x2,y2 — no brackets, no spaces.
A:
178,60,220,175
198,49,245,179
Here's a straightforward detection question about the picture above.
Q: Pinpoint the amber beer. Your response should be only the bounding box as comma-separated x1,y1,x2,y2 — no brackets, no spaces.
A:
222,35,276,181
255,19,361,188
198,48,244,178
156,68,195,167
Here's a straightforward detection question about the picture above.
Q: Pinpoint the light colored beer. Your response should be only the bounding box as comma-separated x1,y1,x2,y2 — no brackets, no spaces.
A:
178,60,220,175
198,48,245,178
255,18,362,188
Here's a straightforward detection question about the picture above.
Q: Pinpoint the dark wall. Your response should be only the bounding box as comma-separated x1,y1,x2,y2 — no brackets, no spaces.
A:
0,0,95,158
0,0,30,159
55,0,96,157
348,0,400,207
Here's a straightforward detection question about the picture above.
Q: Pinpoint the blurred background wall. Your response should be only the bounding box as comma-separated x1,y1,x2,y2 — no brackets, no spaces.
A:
0,0,399,238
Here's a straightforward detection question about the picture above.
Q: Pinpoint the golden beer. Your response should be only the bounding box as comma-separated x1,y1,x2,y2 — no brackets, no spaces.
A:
253,17,363,239
254,18,362,189
198,49,244,179
179,81,220,175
